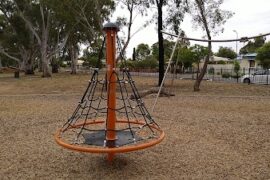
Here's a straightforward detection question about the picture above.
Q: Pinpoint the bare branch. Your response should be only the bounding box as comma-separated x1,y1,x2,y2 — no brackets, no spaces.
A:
47,33,70,60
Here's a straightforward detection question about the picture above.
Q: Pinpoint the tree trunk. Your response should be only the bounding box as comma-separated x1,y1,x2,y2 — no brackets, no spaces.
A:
41,12,51,78
157,1,164,86
0,58,2,68
194,42,212,91
70,45,78,74
51,57,59,73
42,56,51,77
41,41,51,77
24,59,35,75
193,0,212,91
21,50,35,75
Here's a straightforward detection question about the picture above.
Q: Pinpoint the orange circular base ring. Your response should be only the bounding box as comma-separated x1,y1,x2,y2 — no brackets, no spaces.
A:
54,120,165,154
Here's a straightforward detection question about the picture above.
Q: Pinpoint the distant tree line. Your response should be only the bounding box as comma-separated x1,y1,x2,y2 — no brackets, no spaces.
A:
0,0,240,91
0,0,114,77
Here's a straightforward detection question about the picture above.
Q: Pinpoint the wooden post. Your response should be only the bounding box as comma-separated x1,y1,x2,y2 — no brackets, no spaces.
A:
103,23,119,162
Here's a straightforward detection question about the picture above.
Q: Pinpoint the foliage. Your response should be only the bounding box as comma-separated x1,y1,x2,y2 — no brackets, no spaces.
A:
81,46,103,68
135,43,151,61
239,36,266,54
233,60,240,74
149,0,188,85
190,44,209,63
221,72,230,78
189,0,233,91
217,60,226,65
0,0,114,76
177,47,196,68
134,58,158,69
0,2,38,73
208,67,214,74
190,0,234,35
151,39,178,62
216,46,237,59
119,56,158,70
115,0,150,61
256,42,270,69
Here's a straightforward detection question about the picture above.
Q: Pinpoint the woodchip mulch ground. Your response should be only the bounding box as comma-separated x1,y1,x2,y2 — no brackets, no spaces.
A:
0,73,270,179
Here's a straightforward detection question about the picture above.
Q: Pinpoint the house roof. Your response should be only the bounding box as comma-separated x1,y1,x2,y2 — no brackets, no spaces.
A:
240,53,257,61
243,53,257,57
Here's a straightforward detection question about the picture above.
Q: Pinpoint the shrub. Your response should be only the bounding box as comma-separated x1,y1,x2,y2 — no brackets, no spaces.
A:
231,74,240,79
217,60,226,65
208,67,215,74
118,58,158,71
118,60,135,69
222,72,231,78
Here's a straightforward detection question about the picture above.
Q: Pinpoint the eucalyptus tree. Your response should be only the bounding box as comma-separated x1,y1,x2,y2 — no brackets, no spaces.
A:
115,0,151,61
189,0,233,91
0,1,38,74
256,42,270,69
15,0,70,77
216,46,236,59
149,0,188,86
59,0,114,73
135,43,151,61
190,44,209,79
239,36,266,54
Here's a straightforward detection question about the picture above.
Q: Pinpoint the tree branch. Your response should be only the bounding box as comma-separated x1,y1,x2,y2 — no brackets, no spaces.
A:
47,33,70,60
0,48,21,62
18,11,41,45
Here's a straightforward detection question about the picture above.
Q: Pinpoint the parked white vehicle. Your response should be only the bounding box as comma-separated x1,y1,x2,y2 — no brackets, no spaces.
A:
241,69,270,84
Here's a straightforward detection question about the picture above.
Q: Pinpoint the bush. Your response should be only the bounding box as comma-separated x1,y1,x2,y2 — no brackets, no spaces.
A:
119,57,158,71
135,59,158,69
118,60,135,69
231,74,240,79
208,67,215,74
217,60,226,65
222,72,231,78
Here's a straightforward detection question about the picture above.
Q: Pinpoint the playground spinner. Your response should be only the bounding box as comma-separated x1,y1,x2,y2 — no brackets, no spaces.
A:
54,23,165,161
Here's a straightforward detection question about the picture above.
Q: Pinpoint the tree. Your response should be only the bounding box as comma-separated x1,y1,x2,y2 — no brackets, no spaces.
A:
151,39,177,62
150,0,187,86
190,44,209,79
177,47,196,69
15,0,71,77
256,42,270,69
136,43,150,60
115,0,150,61
59,0,114,73
190,0,233,91
0,1,38,74
233,60,240,82
239,36,266,54
216,46,237,59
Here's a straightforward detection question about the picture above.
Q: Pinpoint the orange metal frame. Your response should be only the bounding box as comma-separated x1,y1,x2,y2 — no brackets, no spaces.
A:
105,26,117,161
54,120,165,154
106,28,117,143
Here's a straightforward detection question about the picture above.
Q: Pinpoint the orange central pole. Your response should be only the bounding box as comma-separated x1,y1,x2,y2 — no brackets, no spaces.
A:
103,23,119,162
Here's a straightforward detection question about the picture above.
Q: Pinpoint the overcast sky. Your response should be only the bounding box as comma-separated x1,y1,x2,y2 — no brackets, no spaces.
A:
112,0,270,58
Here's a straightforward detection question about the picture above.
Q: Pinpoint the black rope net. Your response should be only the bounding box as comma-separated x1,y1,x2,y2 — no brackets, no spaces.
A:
59,33,163,148
60,69,160,147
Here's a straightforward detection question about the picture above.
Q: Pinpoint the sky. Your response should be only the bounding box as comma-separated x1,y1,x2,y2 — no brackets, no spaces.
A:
111,0,270,58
